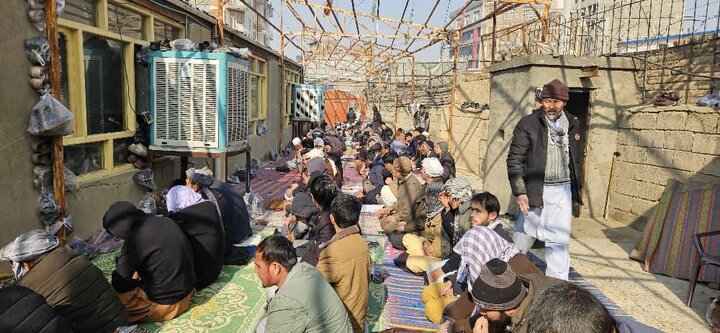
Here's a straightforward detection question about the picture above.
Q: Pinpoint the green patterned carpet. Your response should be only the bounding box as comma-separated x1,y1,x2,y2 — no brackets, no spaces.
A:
365,235,388,332
92,226,390,332
92,251,266,333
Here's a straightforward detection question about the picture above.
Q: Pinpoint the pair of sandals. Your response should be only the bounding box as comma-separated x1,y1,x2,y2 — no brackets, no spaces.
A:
653,92,680,106
31,139,53,165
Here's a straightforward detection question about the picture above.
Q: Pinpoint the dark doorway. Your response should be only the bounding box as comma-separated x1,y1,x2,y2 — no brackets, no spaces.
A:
565,90,591,216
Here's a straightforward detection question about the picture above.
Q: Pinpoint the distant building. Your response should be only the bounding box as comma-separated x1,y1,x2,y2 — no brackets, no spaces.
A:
188,0,274,45
443,1,546,70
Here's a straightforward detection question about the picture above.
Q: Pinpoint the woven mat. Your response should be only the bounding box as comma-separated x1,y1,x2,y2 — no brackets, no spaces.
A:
359,211,437,332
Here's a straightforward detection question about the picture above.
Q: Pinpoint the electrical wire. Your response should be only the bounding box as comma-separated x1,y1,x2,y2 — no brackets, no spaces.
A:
112,3,139,118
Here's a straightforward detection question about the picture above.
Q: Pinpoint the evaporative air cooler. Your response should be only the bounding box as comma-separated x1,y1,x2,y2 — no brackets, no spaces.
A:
149,51,250,152
292,84,325,122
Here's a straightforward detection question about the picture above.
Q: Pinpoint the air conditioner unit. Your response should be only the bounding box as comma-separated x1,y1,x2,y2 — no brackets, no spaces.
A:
149,51,250,152
292,84,325,122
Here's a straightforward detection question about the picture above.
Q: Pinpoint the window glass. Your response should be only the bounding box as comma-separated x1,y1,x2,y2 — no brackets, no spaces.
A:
60,0,96,26
249,75,259,118
113,138,134,166
153,21,180,41
64,142,103,175
83,33,125,135
59,32,70,106
108,3,144,39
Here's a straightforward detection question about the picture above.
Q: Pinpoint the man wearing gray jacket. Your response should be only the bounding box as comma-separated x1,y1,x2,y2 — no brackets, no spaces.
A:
254,235,352,333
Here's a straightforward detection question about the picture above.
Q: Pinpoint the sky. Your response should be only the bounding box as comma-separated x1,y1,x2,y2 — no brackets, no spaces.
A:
266,0,464,63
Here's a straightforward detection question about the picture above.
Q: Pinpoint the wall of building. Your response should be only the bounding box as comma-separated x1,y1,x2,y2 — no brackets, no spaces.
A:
484,55,641,218
0,0,297,265
373,72,491,181
609,105,720,228
0,2,177,273
635,36,720,105
451,72,492,177
0,0,52,252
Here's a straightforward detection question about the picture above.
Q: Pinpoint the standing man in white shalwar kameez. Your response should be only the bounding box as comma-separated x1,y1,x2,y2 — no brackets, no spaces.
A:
506,79,584,280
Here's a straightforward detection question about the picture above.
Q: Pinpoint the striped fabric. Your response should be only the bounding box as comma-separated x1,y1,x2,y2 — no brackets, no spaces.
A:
631,180,720,282
233,156,300,200
382,242,438,332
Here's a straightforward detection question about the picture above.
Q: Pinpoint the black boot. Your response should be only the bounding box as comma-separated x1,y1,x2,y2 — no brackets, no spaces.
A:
394,252,409,268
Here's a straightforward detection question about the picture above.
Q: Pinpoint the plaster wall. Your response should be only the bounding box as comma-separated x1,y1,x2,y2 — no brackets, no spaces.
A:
0,0,293,266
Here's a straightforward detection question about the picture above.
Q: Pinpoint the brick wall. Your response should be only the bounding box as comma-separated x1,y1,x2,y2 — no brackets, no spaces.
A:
637,36,720,104
609,105,720,227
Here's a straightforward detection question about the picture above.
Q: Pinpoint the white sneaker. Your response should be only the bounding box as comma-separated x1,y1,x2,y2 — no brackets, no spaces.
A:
128,143,148,157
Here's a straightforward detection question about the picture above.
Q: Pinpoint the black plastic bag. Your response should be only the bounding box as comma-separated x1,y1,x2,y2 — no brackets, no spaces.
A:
69,236,96,259
37,192,59,225
28,93,74,136
133,169,156,190
24,36,50,66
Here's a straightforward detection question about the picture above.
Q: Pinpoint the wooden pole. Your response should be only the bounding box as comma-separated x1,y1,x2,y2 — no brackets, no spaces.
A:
278,0,286,150
410,57,415,105
393,90,398,128
217,0,224,45
46,0,66,244
448,31,460,151
541,3,550,42
491,0,498,65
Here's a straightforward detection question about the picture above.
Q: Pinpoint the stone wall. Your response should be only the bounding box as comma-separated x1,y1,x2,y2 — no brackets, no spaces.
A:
609,105,720,227
636,36,720,104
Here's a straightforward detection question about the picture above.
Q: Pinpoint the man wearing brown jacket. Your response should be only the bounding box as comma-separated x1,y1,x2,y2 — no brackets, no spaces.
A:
380,156,425,249
316,194,371,333
0,230,128,333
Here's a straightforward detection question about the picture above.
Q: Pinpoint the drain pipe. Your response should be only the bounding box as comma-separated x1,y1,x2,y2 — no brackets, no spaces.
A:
603,151,622,220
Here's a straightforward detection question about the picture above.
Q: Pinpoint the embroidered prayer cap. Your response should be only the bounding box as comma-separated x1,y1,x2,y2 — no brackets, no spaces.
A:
470,258,527,311
442,176,473,203
313,138,325,147
421,157,444,178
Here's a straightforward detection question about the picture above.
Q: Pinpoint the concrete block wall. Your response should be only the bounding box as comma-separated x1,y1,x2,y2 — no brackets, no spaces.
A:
609,105,720,227
636,36,720,104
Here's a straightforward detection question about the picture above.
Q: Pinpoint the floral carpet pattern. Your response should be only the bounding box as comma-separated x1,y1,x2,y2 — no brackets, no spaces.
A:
92,251,266,332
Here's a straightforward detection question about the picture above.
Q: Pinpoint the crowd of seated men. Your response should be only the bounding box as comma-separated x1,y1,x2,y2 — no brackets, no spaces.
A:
0,117,646,333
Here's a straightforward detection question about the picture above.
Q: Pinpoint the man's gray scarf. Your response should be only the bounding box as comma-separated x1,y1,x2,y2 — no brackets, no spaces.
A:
544,111,571,184
201,187,225,234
